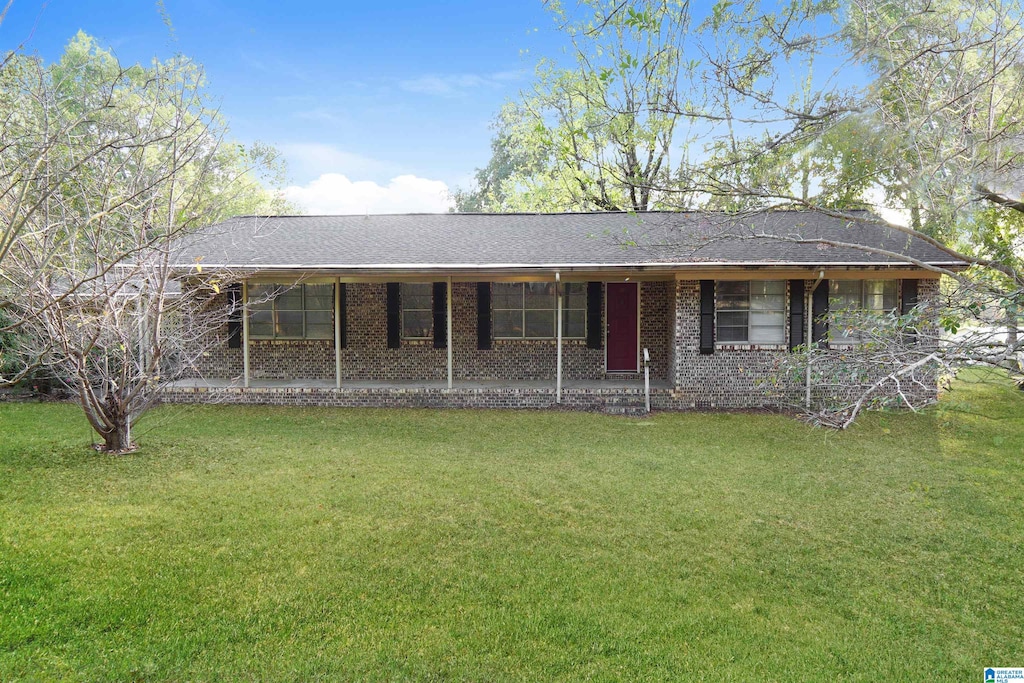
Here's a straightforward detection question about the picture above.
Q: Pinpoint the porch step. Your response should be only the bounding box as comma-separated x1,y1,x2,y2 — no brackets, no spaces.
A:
601,393,649,417
603,406,649,416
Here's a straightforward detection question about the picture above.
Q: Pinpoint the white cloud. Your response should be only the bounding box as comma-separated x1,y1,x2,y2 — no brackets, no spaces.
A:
279,143,401,182
284,173,453,215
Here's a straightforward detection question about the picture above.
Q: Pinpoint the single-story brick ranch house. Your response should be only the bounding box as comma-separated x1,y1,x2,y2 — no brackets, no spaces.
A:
164,210,961,413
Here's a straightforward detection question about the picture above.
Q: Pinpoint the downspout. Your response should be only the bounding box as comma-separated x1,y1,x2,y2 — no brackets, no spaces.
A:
806,270,825,409
556,272,563,404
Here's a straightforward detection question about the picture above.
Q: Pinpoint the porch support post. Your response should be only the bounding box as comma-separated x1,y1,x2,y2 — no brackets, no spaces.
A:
556,272,562,404
241,279,250,388
334,278,342,389
447,276,453,389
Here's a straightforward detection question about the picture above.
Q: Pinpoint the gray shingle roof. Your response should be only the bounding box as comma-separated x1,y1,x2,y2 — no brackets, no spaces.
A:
171,211,963,272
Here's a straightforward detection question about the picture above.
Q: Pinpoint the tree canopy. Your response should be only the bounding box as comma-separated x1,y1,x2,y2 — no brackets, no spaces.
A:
455,0,690,212
0,32,292,270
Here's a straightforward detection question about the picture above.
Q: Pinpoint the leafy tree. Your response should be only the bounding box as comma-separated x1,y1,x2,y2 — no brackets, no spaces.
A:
456,0,691,212
452,132,540,212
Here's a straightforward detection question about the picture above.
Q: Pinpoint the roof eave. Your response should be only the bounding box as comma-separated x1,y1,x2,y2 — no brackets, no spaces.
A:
169,260,966,273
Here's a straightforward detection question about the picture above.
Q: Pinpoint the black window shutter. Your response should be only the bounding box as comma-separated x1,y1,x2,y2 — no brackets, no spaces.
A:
812,279,829,346
586,281,603,349
901,279,919,314
477,282,492,350
338,283,347,349
901,279,920,344
227,283,242,349
432,282,447,349
386,282,401,349
699,280,714,355
789,279,805,351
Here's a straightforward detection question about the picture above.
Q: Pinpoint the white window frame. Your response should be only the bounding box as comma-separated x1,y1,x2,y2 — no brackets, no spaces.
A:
491,282,587,340
715,280,787,345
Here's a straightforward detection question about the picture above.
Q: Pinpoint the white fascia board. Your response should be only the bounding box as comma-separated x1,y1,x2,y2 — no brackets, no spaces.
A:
169,261,965,271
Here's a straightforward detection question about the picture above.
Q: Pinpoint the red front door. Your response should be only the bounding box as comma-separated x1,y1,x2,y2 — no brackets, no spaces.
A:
606,282,638,372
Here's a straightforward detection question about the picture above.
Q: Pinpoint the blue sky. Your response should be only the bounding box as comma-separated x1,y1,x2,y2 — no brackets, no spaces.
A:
2,0,573,212
1,1,871,215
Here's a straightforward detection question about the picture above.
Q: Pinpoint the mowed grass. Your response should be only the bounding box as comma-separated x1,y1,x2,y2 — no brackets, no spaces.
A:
1,372,1023,681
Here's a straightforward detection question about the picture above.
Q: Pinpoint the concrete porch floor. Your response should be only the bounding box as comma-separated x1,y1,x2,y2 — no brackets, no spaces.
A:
167,377,672,391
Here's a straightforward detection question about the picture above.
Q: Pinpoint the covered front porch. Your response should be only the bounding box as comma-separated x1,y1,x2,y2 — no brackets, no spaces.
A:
190,275,677,406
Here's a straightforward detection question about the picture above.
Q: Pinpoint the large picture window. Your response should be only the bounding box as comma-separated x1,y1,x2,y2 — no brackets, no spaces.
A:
716,280,786,344
248,283,333,340
492,282,586,339
401,282,433,339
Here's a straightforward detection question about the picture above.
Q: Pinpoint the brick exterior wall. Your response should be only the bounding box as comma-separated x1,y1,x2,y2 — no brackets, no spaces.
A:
668,278,941,409
671,280,784,408
182,276,940,410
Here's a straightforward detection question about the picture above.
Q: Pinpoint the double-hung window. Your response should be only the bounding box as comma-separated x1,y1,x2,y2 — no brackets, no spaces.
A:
401,282,433,339
829,280,897,341
830,280,897,313
248,283,333,340
492,282,586,339
716,280,786,344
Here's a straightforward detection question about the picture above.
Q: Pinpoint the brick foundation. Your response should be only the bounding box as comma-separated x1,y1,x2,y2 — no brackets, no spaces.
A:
162,384,663,412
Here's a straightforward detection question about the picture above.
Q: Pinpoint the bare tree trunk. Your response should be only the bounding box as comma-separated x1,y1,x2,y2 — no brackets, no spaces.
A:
909,201,922,233
800,158,811,202
101,415,132,452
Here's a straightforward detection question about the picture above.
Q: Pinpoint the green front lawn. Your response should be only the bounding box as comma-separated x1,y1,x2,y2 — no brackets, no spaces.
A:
1,372,1023,681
